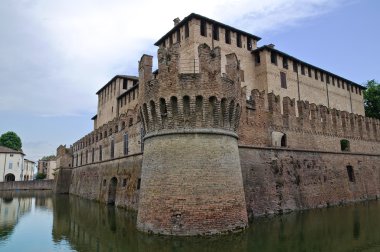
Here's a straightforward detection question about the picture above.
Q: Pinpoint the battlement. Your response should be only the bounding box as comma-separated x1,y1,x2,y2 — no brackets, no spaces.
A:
241,89,380,145
138,43,242,136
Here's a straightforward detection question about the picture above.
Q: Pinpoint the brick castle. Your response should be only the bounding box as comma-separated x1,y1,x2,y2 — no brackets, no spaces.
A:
55,13,380,236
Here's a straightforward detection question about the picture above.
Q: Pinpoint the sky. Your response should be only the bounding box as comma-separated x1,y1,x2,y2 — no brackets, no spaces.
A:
0,0,379,161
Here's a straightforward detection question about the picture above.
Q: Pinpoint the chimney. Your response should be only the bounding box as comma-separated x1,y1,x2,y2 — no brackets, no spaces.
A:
173,17,181,26
268,43,275,48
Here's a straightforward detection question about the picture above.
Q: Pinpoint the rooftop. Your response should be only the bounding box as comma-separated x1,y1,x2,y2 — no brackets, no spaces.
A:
96,75,138,95
154,13,261,46
252,45,366,89
0,146,24,155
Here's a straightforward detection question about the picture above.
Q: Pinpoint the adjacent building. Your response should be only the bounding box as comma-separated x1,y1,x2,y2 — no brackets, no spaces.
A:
23,159,35,181
38,156,57,180
0,146,25,182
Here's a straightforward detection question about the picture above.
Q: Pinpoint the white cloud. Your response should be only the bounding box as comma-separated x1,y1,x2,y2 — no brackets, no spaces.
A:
0,0,346,117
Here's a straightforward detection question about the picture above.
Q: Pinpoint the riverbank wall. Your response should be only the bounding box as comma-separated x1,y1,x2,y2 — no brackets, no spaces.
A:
0,179,54,190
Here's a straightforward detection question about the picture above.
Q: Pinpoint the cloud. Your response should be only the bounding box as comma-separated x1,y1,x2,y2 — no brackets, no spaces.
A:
0,0,346,117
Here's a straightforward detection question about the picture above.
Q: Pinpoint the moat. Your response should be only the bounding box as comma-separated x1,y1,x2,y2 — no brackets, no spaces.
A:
1,191,380,252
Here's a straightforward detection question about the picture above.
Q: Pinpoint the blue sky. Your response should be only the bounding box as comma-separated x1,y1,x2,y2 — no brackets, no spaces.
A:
0,0,379,161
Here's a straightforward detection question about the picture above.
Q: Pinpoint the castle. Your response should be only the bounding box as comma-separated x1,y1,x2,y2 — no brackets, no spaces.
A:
60,13,380,236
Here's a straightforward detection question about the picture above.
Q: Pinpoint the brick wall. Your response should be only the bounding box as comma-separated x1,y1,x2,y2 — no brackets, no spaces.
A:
0,180,54,190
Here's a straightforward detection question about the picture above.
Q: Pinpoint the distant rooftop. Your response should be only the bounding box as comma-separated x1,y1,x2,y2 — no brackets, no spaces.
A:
154,13,261,46
0,146,24,155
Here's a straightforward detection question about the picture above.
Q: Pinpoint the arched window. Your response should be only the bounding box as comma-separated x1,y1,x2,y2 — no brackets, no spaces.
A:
340,139,350,151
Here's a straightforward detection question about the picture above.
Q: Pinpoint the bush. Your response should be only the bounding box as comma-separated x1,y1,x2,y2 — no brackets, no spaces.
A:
36,173,47,180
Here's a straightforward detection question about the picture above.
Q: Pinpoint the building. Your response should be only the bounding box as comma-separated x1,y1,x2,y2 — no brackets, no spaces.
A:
63,13,380,236
0,146,25,182
23,159,35,181
38,156,57,180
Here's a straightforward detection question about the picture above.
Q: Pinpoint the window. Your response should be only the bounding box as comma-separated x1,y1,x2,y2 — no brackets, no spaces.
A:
200,20,207,36
359,88,362,95
10,154,13,157
351,84,354,92
337,80,341,88
225,29,231,44
141,127,145,152
247,37,252,50
340,139,350,151
129,118,133,127
281,134,287,147
346,166,355,182
342,81,345,89
123,79,127,89
169,35,173,46
92,148,94,163
293,61,298,72
326,75,330,84
103,179,106,186
315,70,318,80
282,57,288,69
137,178,141,190
85,150,88,164
301,65,305,75
184,22,189,38
124,134,129,156
110,139,114,159
99,145,102,161
347,83,350,91
236,33,242,48
308,67,312,77
332,77,335,86
122,178,127,187
270,51,277,65
8,163,12,169
176,29,180,43
321,72,324,82
212,24,219,40
254,51,260,64
280,72,287,89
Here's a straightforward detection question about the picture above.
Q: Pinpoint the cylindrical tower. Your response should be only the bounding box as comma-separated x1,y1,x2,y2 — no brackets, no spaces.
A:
136,43,248,235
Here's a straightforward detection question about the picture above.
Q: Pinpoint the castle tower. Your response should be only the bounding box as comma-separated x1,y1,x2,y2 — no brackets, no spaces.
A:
136,43,248,235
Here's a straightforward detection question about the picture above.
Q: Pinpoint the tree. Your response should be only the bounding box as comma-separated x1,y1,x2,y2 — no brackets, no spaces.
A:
0,131,22,151
364,80,380,119
36,173,47,180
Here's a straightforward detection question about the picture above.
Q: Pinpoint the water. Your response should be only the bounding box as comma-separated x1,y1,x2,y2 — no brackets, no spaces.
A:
1,191,380,252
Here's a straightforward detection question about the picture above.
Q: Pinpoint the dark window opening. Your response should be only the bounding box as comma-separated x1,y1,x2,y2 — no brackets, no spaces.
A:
321,72,324,82
185,22,189,38
315,70,318,80
340,139,350,151
281,134,287,147
169,35,173,46
342,81,345,89
254,52,260,64
129,118,133,127
122,178,127,187
212,24,219,40
347,83,350,91
280,72,287,89
283,57,288,69
301,65,305,75
337,80,341,88
271,51,277,65
346,165,355,182
137,178,141,190
359,88,362,95
99,145,102,161
293,61,298,72
200,20,207,37
247,37,252,50
124,133,129,156
176,29,180,43
103,179,106,186
332,78,335,86
123,79,127,89
326,75,330,84
92,148,94,163
225,29,231,44
110,139,114,159
308,67,312,77
236,33,242,48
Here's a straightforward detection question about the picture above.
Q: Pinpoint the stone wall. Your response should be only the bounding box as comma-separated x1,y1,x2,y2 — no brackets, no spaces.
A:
69,154,142,210
240,146,380,218
0,180,54,190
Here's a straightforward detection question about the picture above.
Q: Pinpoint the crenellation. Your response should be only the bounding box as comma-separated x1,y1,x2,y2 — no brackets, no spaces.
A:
282,97,296,129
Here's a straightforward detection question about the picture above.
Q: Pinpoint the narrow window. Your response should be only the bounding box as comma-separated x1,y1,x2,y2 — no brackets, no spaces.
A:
270,51,277,65
280,72,287,89
308,67,312,77
92,148,94,163
321,72,324,82
133,90,135,100
351,84,354,92
99,145,102,161
184,22,189,38
359,88,362,95
301,65,305,75
347,83,350,91
346,166,355,182
293,61,298,72
326,75,330,84
8,162,12,169
124,133,129,156
315,70,318,80
103,179,106,186
140,126,145,152
337,79,341,88
162,40,166,48
340,139,350,151
332,77,335,86
355,87,358,94
212,24,219,40
247,37,252,50
254,51,260,64
281,134,287,147
85,150,88,164
225,29,231,44
137,178,141,190
283,57,288,69
236,33,242,48
169,35,173,46
342,81,345,89
123,79,127,89
200,20,207,37
110,139,114,159
176,29,180,43
122,179,127,187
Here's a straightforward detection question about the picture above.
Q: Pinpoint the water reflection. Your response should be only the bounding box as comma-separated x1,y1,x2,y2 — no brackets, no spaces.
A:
2,191,380,252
